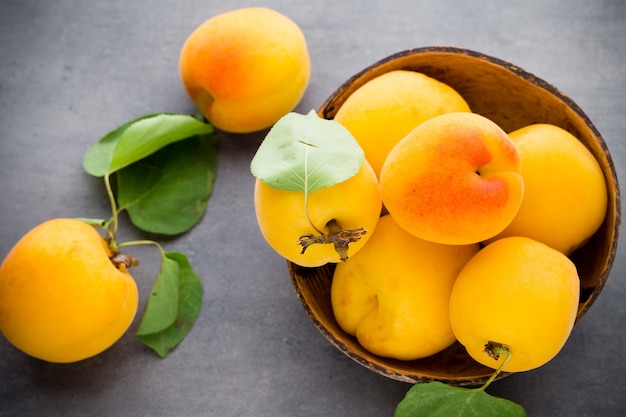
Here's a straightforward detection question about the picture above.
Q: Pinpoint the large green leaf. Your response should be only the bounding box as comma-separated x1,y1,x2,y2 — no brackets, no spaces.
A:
83,113,214,177
395,382,526,417
137,252,203,358
116,132,218,235
250,110,364,194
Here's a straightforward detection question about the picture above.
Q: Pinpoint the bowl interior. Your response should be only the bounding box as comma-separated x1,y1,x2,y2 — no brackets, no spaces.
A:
288,46,621,386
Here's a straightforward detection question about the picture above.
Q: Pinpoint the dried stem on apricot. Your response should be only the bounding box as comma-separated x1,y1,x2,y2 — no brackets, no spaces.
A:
297,219,367,261
110,251,140,269
484,341,511,361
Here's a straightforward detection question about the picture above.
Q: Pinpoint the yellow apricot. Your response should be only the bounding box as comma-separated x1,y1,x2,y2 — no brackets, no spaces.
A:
179,7,310,133
331,215,479,360
449,236,580,372
0,218,138,363
254,161,382,267
380,112,524,245
334,70,471,178
486,123,608,255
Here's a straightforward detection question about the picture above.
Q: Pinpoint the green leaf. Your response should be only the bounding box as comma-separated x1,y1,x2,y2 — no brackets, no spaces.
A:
250,110,364,193
116,131,219,235
83,115,154,177
137,252,203,358
83,113,214,177
75,217,108,228
394,382,526,417
136,254,180,336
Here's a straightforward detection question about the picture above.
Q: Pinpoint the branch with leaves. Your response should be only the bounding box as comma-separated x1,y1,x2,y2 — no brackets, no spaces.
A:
82,113,218,357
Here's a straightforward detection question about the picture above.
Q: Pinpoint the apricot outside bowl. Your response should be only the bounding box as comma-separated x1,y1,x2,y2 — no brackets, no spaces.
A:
286,46,621,386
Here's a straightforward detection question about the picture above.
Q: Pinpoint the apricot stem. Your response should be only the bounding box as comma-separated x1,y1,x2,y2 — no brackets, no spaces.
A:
297,219,367,261
480,342,512,391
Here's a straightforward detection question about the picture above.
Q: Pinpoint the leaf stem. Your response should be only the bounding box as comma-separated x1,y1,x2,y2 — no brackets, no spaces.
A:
104,173,119,245
117,239,165,255
301,146,324,235
110,240,165,270
303,191,324,235
480,343,512,391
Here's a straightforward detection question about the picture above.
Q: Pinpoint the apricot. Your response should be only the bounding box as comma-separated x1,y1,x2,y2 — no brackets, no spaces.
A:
449,236,580,372
179,7,311,133
334,70,471,178
331,215,479,360
380,112,524,245
254,161,382,267
486,123,608,255
0,218,138,363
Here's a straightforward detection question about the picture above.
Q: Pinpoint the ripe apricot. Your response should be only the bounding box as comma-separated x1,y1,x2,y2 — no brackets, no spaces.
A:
449,236,580,372
334,70,471,178
486,123,608,255
254,161,382,267
179,7,311,133
0,218,138,363
331,215,479,360
380,112,523,245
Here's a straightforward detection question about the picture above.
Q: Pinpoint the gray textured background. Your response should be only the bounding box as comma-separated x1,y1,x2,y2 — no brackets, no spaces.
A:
1,0,624,416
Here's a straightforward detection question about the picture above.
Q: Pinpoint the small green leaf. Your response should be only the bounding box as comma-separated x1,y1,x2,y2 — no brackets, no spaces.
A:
116,131,219,235
137,252,203,358
394,382,526,417
250,110,364,193
136,254,180,336
83,113,213,177
75,217,108,228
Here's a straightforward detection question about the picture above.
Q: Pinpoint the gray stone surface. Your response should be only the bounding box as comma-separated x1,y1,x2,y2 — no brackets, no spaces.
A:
0,0,624,416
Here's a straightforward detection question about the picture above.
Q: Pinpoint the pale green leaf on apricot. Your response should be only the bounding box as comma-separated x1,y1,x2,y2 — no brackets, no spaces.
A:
137,252,203,358
394,382,526,417
83,113,213,177
250,110,364,194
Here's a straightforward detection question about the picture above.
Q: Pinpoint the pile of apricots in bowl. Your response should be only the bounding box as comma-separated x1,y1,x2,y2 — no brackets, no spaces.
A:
275,47,621,386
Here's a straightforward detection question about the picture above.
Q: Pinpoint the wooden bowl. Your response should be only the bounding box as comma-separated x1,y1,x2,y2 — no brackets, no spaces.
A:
287,46,621,386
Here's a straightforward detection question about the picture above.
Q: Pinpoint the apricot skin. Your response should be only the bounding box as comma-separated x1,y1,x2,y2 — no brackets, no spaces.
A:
449,236,580,372
0,218,138,363
486,123,608,255
179,7,310,133
331,215,479,360
380,112,524,245
334,70,471,178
